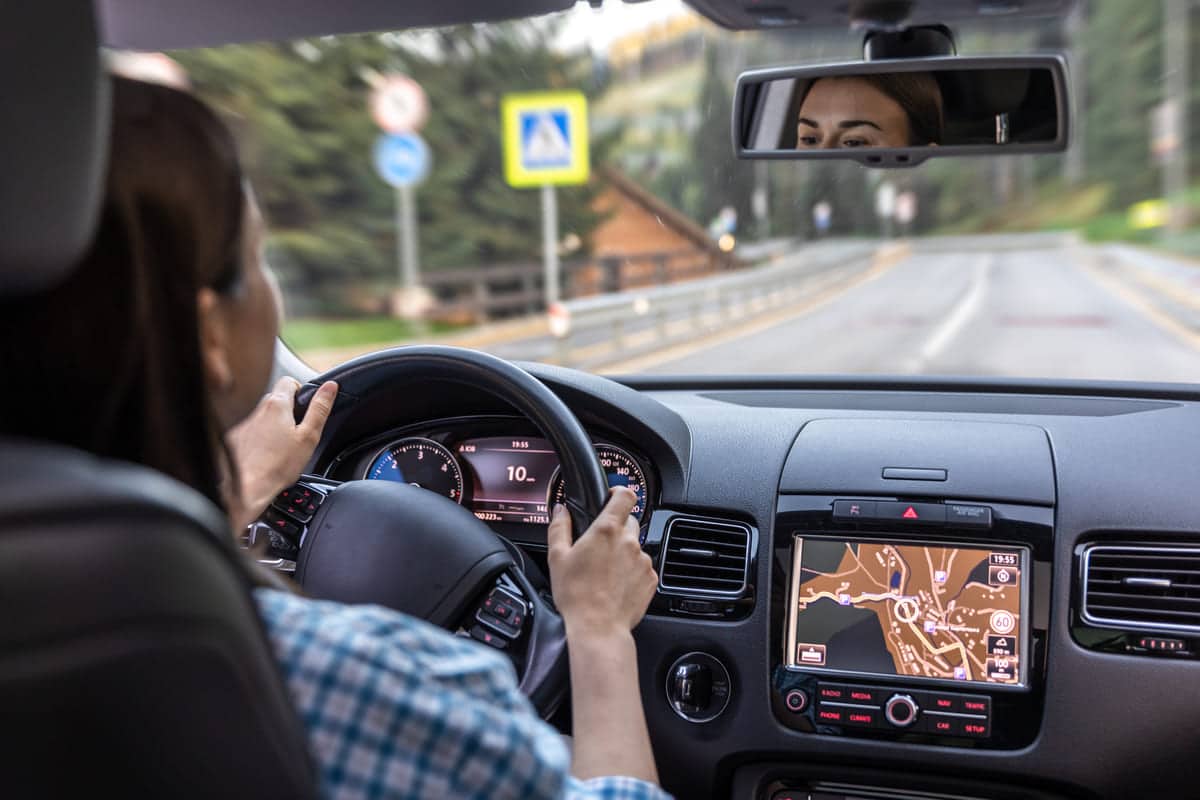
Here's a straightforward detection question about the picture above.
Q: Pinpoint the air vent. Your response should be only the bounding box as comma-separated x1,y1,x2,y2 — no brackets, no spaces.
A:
1081,544,1200,633
659,516,751,596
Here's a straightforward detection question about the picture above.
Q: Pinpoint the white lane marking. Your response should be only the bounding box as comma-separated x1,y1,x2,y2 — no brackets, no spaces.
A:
902,254,992,374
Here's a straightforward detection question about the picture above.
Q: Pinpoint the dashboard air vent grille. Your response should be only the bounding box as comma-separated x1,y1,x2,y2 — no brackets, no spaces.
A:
659,517,750,596
1082,544,1200,633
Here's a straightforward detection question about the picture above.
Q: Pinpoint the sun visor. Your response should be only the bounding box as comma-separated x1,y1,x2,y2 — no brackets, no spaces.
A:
0,1,109,295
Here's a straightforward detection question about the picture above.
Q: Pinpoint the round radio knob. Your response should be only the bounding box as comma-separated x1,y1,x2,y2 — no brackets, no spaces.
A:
884,694,919,728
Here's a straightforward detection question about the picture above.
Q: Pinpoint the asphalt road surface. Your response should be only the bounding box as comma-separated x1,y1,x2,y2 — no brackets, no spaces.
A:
644,241,1200,382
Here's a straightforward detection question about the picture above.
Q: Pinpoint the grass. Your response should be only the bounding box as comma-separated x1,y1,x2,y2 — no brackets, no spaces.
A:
282,317,461,352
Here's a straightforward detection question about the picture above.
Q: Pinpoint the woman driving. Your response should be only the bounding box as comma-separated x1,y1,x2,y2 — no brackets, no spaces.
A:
794,73,944,148
0,77,669,800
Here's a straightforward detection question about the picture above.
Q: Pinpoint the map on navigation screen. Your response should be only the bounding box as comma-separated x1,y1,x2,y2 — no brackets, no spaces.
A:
786,537,1025,686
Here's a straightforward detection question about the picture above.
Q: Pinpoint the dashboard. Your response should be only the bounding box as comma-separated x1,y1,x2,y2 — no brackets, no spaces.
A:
293,363,1200,800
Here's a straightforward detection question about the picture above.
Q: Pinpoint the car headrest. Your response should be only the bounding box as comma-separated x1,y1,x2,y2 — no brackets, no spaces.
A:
0,1,110,296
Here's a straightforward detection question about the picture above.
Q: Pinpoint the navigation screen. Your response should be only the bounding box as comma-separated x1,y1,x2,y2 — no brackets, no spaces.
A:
786,537,1027,687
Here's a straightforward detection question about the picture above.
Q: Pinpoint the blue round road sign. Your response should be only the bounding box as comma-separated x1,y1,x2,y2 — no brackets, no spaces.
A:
373,132,430,188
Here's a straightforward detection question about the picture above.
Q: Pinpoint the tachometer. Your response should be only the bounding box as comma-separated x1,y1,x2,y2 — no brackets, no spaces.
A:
365,437,464,504
551,444,648,522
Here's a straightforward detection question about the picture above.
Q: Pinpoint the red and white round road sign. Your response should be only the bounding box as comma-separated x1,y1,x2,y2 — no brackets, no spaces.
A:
370,75,429,134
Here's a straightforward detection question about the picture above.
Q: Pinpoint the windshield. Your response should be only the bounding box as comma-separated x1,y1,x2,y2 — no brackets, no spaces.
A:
144,1,1197,382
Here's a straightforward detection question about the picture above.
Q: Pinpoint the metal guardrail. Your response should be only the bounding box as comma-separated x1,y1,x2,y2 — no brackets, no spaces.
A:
548,241,886,369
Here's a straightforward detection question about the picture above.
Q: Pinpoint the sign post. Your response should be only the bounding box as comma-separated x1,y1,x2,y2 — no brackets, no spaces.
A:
370,76,431,319
501,91,590,310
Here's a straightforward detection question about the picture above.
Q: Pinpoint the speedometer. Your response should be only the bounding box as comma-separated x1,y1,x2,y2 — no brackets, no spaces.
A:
364,437,464,504
551,444,648,522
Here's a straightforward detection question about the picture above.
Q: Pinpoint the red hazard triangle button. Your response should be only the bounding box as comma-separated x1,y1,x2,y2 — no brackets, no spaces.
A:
902,506,919,519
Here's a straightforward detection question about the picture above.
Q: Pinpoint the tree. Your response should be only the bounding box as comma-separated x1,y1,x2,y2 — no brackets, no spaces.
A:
174,23,606,314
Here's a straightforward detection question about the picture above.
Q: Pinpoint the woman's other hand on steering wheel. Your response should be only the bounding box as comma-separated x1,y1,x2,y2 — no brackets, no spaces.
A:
546,487,658,640
225,377,338,530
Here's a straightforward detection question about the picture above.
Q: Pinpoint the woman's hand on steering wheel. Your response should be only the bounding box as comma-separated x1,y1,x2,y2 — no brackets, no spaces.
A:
546,487,659,642
225,377,338,530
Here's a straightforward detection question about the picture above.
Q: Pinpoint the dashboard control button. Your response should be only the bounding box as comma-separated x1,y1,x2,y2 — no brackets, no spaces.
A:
833,500,877,521
844,686,882,704
924,692,963,713
877,502,946,525
815,707,846,725
784,689,808,713
946,503,993,528
842,707,880,728
884,694,919,727
960,696,991,716
817,684,848,702
925,713,964,736
665,652,731,723
961,718,991,738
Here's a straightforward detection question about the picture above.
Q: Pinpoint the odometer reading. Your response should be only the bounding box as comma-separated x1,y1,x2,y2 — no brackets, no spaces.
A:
364,437,463,503
552,444,648,522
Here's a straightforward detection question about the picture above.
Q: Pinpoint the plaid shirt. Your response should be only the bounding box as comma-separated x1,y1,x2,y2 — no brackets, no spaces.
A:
256,589,673,800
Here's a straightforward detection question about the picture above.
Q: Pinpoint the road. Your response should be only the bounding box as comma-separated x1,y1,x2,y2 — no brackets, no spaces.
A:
641,240,1200,382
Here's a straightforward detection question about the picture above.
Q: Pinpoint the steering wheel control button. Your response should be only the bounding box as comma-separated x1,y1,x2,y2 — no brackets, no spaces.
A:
272,482,326,523
468,624,508,650
665,652,731,723
784,689,808,713
263,509,302,541
884,694,919,728
475,587,528,640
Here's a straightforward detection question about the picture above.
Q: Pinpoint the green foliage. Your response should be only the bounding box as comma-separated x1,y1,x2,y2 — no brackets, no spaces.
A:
282,317,460,351
174,24,606,314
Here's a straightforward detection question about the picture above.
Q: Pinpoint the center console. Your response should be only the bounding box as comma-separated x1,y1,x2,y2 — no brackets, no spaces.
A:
769,419,1056,752
771,495,1051,749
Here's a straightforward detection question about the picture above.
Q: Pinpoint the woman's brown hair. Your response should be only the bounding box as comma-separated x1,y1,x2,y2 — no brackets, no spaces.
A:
0,77,245,510
860,72,945,145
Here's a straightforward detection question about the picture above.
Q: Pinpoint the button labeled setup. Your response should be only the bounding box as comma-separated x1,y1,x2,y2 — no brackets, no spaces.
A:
961,719,991,738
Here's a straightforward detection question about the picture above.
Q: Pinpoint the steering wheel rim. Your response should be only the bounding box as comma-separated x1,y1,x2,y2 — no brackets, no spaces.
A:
296,345,608,535
291,345,610,716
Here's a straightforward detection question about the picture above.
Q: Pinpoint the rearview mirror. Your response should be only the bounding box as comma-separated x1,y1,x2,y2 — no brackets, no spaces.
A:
734,55,1069,167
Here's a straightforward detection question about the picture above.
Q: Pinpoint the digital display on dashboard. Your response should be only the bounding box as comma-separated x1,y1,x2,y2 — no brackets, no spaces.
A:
785,536,1028,688
456,437,557,525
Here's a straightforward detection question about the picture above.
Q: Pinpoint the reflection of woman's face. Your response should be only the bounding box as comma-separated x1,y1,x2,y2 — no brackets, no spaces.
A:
796,77,911,149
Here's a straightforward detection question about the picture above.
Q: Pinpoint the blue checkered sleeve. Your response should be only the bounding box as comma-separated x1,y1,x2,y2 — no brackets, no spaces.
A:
255,589,673,800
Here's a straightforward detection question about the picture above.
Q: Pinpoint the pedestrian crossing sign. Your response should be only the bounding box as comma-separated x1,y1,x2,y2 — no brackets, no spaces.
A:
501,91,589,188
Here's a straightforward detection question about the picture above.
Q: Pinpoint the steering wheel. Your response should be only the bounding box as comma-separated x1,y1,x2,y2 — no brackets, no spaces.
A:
287,346,609,717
